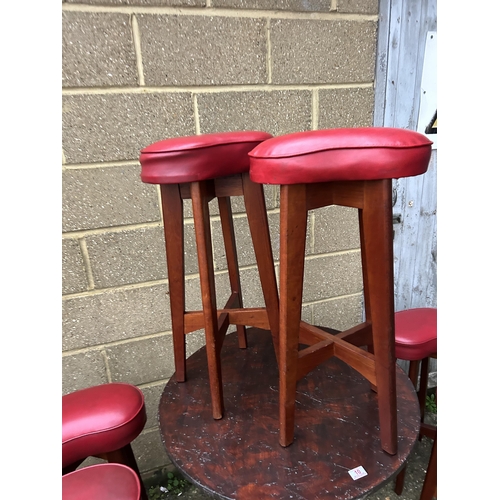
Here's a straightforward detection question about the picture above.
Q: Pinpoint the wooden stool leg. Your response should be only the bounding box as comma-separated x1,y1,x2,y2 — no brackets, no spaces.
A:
359,179,398,455
418,357,430,421
420,437,437,500
419,423,437,500
160,184,187,383
408,359,421,389
242,173,280,355
394,464,407,495
191,181,224,419
279,184,308,447
100,444,148,500
394,359,422,493
217,196,247,349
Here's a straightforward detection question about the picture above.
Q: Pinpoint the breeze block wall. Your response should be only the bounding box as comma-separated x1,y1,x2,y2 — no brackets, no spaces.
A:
62,0,379,475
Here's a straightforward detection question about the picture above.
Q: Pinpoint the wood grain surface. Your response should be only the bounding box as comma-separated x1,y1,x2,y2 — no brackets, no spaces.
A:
159,328,420,500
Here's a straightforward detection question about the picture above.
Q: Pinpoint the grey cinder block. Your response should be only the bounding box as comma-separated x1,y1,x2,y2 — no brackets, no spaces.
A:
62,165,160,232
62,93,195,164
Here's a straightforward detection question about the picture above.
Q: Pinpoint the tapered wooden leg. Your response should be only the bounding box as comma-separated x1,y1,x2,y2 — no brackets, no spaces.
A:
242,173,280,357
419,436,437,500
279,184,308,447
191,181,224,419
418,357,429,421
218,195,247,349
395,358,424,492
359,179,398,455
101,445,148,500
160,184,187,383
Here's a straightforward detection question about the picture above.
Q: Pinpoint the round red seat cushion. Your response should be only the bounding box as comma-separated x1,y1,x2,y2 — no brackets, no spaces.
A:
140,131,273,184
62,383,147,468
62,463,141,500
248,127,432,184
394,308,437,361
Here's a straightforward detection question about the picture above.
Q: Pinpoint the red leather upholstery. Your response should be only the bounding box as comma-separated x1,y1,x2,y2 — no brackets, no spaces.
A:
248,128,432,184
62,463,141,500
395,308,437,361
140,131,273,184
62,383,147,469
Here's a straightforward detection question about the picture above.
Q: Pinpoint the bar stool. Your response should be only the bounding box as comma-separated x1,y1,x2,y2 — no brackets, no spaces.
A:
62,383,148,500
140,131,280,420
393,307,437,497
62,463,142,500
248,127,432,453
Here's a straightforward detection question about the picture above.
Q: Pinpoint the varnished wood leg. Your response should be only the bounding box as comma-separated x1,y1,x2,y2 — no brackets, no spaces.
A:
160,184,187,383
279,184,308,447
242,173,280,357
419,423,437,500
418,357,429,422
359,179,398,455
420,438,437,500
395,358,423,492
191,181,224,419
100,444,148,500
218,195,247,349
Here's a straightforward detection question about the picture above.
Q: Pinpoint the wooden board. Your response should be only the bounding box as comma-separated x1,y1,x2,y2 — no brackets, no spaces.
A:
159,328,420,500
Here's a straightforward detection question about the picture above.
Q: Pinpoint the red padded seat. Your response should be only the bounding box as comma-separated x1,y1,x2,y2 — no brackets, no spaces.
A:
62,383,147,469
395,308,437,361
140,131,273,184
62,463,141,500
249,127,432,184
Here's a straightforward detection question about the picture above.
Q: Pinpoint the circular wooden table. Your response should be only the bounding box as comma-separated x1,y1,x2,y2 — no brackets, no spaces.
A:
159,328,420,499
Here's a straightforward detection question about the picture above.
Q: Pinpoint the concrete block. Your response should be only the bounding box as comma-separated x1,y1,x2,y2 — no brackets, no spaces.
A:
66,0,203,5
337,0,378,14
62,93,195,164
212,0,330,11
228,185,278,215
62,165,160,232
106,335,173,385
139,383,165,429
271,19,377,84
239,266,268,308
184,272,234,310
302,251,363,303
85,226,168,288
185,330,207,357
62,350,109,395
137,15,267,86
197,90,312,136
211,211,280,270
62,11,137,88
312,205,360,254
318,87,375,128
62,238,88,294
311,294,363,331
131,428,171,474
62,284,170,351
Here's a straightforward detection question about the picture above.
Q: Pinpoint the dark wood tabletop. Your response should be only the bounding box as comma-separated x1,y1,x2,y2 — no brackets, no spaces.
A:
158,327,420,500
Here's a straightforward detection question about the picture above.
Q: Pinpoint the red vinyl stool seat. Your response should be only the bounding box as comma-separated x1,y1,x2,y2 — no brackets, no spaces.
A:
62,463,142,500
62,383,147,500
140,131,280,420
393,308,437,499
249,127,432,452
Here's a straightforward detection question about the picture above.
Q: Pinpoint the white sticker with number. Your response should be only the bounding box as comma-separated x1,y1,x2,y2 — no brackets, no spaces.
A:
348,466,368,480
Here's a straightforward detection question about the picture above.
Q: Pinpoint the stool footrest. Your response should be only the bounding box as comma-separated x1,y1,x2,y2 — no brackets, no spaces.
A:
297,322,377,385
334,321,373,346
184,307,271,333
